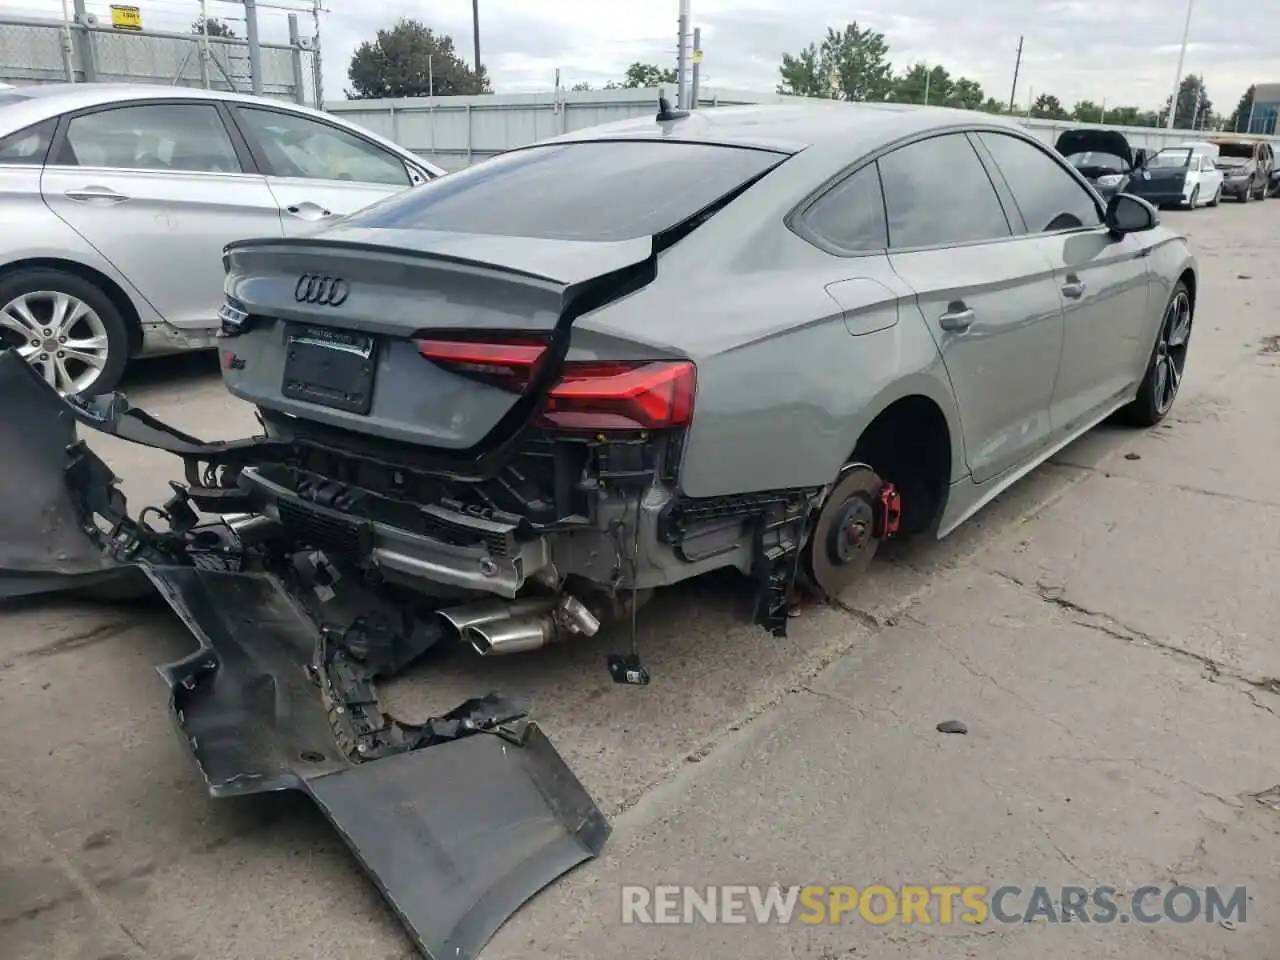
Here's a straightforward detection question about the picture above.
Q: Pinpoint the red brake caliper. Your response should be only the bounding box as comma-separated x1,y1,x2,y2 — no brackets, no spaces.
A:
873,483,902,539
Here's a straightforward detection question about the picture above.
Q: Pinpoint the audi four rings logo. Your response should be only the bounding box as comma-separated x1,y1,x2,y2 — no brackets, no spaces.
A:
294,274,350,306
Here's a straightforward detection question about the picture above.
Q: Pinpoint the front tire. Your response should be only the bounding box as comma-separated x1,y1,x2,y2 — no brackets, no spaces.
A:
1187,186,1200,209
1208,185,1221,207
1119,281,1192,427
0,269,129,397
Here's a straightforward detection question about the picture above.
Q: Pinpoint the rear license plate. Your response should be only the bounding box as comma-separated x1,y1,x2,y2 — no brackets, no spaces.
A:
282,325,377,415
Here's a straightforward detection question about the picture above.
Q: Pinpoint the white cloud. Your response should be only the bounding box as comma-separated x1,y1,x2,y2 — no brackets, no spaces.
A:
2,0,1276,111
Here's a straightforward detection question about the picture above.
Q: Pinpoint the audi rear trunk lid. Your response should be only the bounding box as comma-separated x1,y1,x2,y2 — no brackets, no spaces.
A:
219,227,668,456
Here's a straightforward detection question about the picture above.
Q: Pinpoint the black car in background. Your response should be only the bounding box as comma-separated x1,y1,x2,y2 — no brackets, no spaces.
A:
1054,129,1144,201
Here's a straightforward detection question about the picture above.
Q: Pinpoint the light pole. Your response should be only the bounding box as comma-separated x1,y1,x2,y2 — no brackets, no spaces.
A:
472,0,481,78
1165,0,1193,130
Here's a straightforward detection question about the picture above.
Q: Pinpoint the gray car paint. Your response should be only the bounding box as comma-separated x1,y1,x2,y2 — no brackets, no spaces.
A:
221,103,1195,550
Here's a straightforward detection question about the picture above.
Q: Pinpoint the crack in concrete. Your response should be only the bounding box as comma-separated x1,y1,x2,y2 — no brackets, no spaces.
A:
1049,461,1280,512
977,773,1099,884
986,568,1280,718
0,786,155,958
1042,755,1243,810
931,631,1077,737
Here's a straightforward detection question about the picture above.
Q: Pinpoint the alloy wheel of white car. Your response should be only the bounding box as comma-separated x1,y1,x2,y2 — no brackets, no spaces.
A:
0,290,112,396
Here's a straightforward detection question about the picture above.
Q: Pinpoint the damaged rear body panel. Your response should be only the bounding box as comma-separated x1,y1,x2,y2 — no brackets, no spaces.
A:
0,348,609,959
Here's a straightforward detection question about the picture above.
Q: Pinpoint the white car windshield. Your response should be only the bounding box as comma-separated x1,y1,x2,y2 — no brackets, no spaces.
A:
1065,151,1127,173
1149,149,1192,168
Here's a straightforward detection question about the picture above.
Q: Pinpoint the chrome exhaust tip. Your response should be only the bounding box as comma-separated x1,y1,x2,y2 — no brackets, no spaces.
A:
437,597,556,634
466,616,556,656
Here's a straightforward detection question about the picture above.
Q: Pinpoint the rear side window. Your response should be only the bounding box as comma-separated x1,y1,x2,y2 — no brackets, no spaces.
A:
60,103,242,173
876,133,1011,248
0,118,54,165
801,163,887,251
976,132,1102,233
344,141,785,241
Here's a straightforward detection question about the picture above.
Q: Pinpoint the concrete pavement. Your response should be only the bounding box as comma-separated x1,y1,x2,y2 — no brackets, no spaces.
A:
2,203,1279,959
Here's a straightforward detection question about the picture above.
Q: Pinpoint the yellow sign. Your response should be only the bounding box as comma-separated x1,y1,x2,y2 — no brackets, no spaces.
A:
110,5,142,31
692,50,703,64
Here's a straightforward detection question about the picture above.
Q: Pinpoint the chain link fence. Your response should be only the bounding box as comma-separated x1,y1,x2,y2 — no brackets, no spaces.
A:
0,14,316,105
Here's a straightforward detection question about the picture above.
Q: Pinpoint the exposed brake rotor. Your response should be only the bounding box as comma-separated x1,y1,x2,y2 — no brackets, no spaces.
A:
803,466,894,599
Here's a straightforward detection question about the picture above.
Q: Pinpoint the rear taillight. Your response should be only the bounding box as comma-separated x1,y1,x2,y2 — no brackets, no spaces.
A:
414,337,695,430
544,361,694,430
415,337,547,391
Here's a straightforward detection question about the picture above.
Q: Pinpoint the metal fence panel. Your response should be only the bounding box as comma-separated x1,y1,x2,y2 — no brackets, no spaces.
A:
327,88,1280,172
0,15,310,103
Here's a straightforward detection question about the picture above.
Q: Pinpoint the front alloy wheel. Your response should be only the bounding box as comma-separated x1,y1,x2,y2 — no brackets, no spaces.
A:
1120,282,1192,427
1152,289,1191,417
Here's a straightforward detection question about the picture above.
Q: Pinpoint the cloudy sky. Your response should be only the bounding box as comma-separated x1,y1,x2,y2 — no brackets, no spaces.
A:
5,0,1276,111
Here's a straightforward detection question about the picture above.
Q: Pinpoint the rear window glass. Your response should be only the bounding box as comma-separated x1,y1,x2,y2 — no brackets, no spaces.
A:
1216,143,1255,159
343,140,785,241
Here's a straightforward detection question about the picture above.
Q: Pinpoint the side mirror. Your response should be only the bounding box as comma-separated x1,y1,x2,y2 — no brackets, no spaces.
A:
1106,193,1159,235
1133,148,1148,168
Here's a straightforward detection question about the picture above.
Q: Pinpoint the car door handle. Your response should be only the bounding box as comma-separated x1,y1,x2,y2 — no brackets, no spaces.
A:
286,203,333,219
1061,280,1087,299
938,307,975,331
64,187,128,203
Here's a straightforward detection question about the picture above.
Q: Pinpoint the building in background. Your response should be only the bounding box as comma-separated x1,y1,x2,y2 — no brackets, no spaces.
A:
1248,83,1280,134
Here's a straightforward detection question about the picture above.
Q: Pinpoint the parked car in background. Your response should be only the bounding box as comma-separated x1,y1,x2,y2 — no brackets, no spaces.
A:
0,83,444,397
1054,128,1144,201
1125,142,1223,209
1206,135,1273,202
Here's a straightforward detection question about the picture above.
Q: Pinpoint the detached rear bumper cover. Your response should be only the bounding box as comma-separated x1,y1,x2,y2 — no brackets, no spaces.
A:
0,348,610,959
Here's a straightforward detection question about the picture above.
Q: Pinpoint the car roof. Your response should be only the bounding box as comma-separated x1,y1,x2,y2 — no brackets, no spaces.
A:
534,101,1030,155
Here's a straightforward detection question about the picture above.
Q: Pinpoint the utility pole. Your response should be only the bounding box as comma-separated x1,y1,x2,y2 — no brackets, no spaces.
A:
198,0,211,88
312,0,324,107
472,0,481,77
1008,35,1023,113
58,0,76,81
1165,0,1193,129
676,0,691,109
690,27,701,107
244,0,263,94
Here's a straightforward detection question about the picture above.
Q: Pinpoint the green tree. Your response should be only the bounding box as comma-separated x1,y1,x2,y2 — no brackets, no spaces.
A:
778,42,834,98
347,18,489,99
570,81,593,91
1103,105,1143,126
1164,74,1210,129
1228,85,1256,132
891,63,952,105
949,77,985,110
778,22,893,101
191,16,236,38
621,62,677,88
1030,93,1068,119
1071,100,1103,122
978,97,1007,114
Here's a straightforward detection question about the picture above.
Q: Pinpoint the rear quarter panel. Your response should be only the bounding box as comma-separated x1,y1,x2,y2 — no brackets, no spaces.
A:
580,257,962,500
678,311,960,498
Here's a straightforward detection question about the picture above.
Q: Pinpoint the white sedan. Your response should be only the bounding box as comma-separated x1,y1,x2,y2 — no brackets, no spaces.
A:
0,83,443,396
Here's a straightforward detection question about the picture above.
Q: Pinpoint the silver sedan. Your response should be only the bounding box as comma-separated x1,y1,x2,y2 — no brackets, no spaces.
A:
0,82,443,396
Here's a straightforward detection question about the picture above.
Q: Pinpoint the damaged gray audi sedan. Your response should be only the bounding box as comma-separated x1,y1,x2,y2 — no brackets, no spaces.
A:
0,99,1196,957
